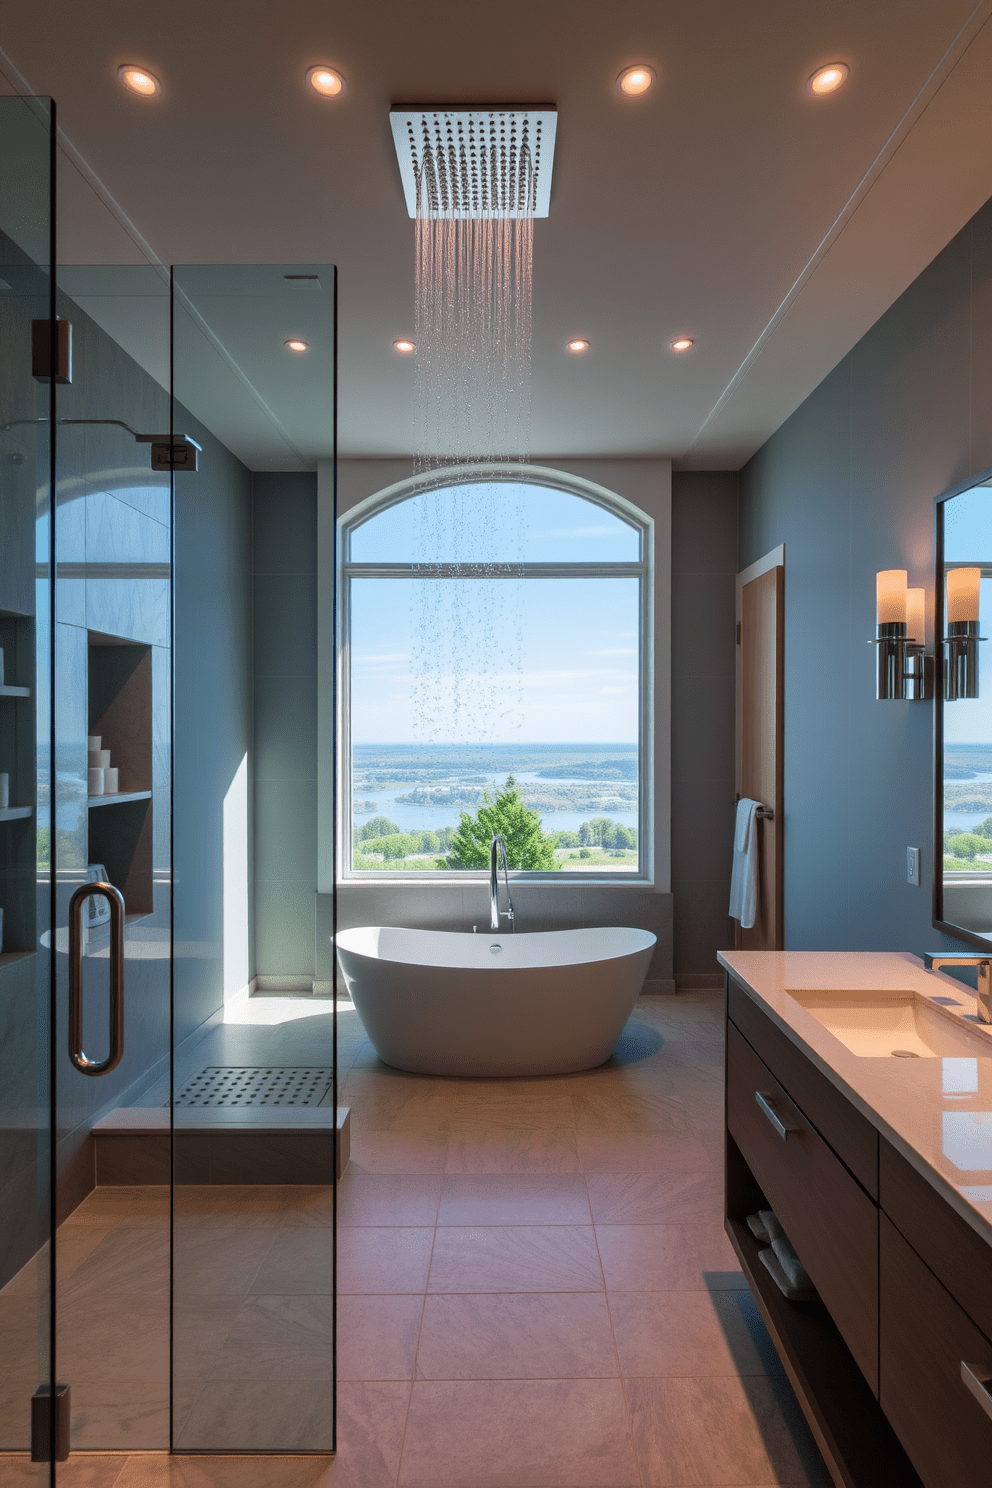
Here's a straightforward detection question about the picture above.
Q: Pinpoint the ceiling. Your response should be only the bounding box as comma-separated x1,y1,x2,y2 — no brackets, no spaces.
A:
3,0,992,470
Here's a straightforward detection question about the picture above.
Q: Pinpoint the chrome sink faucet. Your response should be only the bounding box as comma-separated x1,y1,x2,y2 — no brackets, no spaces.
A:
490,833,515,934
922,953,992,1024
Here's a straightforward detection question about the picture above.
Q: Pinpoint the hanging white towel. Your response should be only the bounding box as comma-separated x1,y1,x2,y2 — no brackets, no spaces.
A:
729,798,760,929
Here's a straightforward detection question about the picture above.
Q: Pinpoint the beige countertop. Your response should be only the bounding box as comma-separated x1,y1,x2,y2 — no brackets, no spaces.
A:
718,950,992,1248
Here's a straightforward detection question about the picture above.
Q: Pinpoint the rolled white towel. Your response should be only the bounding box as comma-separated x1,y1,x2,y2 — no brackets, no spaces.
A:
771,1235,815,1293
758,1245,818,1302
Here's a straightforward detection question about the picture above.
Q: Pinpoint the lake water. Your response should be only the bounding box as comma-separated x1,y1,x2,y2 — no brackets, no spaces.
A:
353,771,638,836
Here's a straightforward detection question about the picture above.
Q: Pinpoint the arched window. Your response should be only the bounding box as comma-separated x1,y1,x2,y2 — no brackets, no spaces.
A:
339,465,652,878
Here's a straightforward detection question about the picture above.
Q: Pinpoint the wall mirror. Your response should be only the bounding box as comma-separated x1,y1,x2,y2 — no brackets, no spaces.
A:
935,474,992,943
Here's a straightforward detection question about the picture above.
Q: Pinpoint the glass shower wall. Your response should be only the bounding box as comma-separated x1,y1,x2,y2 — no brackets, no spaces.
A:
171,265,337,1452
0,94,56,1478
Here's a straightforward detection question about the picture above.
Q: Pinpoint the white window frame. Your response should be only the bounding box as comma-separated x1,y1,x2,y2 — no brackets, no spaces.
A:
318,458,671,890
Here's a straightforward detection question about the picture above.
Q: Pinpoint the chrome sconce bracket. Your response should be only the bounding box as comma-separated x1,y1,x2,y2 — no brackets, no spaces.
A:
872,624,933,700
943,620,985,700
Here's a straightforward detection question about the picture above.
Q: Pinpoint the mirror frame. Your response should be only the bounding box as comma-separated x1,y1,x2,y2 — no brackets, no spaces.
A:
933,463,992,946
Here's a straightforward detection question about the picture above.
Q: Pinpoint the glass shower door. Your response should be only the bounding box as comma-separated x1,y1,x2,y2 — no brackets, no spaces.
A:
0,94,58,1481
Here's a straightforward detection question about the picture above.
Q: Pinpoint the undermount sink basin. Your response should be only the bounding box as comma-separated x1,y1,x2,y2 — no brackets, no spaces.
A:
786,990,992,1059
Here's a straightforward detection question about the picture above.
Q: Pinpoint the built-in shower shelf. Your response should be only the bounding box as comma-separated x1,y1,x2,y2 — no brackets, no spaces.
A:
0,806,32,822
87,790,152,808
0,685,30,698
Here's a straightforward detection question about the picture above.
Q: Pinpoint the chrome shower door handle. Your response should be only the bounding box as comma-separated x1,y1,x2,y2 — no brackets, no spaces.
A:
68,880,126,1076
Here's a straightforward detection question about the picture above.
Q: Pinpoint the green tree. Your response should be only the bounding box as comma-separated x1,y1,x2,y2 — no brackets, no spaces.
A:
950,832,986,859
976,817,992,838
356,815,401,841
417,830,441,853
557,830,580,848
586,816,615,846
447,777,559,869
377,832,421,859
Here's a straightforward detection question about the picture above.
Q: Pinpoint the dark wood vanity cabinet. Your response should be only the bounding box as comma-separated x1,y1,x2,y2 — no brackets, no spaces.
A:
725,974,992,1488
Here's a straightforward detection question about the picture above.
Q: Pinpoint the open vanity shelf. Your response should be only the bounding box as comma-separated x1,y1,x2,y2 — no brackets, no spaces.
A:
87,632,154,917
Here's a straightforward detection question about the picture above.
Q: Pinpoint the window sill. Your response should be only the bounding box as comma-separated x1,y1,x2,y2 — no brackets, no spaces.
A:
337,871,657,888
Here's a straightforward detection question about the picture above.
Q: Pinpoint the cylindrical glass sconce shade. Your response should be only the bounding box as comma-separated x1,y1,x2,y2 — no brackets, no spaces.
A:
877,569,907,625
947,567,981,623
906,588,925,645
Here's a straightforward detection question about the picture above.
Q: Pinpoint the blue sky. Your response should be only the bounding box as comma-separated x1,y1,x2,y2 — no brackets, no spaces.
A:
349,482,642,744
351,575,640,743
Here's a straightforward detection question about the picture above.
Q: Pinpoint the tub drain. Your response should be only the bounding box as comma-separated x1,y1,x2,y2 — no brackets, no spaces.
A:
891,1049,920,1058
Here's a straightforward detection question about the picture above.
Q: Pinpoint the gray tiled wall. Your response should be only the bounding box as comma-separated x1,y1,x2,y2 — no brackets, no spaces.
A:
671,472,739,986
252,473,318,978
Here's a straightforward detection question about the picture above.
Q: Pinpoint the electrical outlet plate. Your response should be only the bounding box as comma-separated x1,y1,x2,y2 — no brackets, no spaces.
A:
907,847,921,886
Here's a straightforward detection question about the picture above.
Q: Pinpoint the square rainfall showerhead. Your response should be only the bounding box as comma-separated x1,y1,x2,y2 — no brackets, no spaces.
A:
390,107,557,219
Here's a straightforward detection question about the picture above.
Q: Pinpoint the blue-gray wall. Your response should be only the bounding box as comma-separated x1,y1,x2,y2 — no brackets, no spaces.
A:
174,407,254,1033
252,473,318,980
740,195,992,952
671,472,739,984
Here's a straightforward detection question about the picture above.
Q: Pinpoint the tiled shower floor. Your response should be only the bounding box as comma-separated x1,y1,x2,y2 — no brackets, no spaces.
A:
1,993,830,1485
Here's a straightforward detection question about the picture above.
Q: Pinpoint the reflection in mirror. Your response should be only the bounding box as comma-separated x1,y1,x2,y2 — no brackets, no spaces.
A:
938,479,992,941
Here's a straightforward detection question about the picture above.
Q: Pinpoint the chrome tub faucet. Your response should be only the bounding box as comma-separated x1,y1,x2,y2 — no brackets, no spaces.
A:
490,833,515,934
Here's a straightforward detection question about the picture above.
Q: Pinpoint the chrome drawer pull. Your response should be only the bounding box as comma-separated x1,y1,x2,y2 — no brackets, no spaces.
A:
961,1361,992,1421
755,1090,798,1140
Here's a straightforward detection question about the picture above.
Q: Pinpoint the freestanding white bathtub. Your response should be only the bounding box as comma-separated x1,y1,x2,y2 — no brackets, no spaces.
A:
336,925,657,1077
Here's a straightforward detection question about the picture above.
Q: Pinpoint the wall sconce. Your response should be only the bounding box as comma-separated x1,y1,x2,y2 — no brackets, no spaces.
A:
874,569,932,700
944,567,984,700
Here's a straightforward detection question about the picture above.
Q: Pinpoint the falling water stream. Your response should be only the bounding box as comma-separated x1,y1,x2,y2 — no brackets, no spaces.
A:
409,131,535,750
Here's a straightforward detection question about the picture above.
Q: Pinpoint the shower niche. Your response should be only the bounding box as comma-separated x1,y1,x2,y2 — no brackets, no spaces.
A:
87,632,153,919
0,610,35,963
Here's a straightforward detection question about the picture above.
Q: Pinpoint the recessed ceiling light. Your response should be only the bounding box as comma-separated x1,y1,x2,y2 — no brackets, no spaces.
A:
285,339,310,353
617,65,656,97
118,64,161,97
566,338,590,354
805,62,849,97
670,336,694,353
306,65,345,97
393,338,416,355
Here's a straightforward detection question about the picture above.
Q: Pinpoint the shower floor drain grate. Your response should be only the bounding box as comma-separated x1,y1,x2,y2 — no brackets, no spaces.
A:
170,1068,333,1107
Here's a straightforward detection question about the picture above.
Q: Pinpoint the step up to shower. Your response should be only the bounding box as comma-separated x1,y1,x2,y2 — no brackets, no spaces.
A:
92,1103,350,1185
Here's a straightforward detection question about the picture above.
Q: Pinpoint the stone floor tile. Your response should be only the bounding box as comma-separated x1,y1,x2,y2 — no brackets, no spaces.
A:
338,1174,442,1227
438,1173,592,1225
586,1170,723,1226
627,1375,830,1485
399,1378,639,1486
337,1227,435,1293
595,1223,747,1291
428,1225,604,1292
416,1291,618,1379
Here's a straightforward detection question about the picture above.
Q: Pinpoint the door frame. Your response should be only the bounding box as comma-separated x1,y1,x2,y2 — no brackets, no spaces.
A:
735,544,785,949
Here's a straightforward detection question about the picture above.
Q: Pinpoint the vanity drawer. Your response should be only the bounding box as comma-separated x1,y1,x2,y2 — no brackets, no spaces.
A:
880,1137,992,1344
727,1020,879,1391
880,1214,992,1488
728,977,878,1196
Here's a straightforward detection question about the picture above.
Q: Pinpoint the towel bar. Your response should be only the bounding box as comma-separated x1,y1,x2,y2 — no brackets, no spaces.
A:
733,798,774,820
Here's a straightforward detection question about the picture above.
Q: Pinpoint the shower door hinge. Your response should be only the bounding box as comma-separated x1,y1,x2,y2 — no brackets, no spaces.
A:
135,433,202,472
32,318,73,384
31,1383,71,1462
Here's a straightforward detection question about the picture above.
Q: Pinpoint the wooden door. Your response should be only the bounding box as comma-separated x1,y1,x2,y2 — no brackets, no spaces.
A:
736,548,784,949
